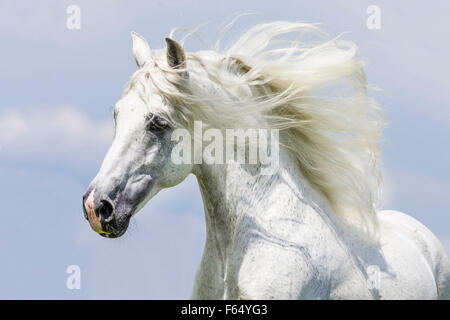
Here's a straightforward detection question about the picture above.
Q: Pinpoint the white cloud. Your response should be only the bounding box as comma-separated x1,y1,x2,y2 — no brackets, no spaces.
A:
0,106,113,163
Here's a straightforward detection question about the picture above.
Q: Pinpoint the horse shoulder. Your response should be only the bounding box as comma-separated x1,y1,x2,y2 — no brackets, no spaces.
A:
378,210,450,299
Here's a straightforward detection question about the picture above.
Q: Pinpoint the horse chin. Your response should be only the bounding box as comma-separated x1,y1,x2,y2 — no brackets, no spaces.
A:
98,228,127,239
97,214,131,238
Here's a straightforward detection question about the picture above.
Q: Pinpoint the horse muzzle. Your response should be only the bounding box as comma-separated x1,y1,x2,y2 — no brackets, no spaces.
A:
82,188,130,238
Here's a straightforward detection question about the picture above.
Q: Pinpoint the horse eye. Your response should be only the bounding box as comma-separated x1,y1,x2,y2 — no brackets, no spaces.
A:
146,115,170,132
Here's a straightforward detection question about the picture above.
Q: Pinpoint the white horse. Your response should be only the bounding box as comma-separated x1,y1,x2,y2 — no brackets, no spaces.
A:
83,22,450,299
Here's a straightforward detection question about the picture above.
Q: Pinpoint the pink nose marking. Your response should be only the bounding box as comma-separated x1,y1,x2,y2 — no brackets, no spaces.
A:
84,189,102,233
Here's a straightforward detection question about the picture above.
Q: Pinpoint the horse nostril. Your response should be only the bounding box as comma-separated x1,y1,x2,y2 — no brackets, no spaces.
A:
96,200,114,222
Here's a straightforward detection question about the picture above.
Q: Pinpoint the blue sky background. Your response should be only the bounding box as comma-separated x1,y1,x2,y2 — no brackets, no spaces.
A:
0,0,449,299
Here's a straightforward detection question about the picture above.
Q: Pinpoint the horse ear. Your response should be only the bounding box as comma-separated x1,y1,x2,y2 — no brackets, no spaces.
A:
131,32,152,68
165,38,186,69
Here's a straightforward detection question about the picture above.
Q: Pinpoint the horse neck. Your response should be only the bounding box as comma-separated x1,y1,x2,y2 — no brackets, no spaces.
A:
192,147,336,265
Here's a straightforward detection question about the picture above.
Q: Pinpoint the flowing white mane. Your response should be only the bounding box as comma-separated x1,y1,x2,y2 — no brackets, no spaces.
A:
125,21,384,231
